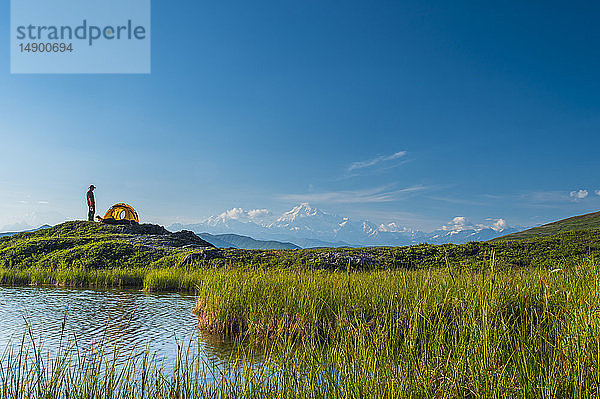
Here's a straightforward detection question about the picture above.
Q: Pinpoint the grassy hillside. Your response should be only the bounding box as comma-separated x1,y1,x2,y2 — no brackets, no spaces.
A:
497,210,600,240
0,221,214,271
1,220,600,290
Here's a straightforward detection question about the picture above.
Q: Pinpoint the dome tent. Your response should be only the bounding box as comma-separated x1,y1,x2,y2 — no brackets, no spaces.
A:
99,203,139,225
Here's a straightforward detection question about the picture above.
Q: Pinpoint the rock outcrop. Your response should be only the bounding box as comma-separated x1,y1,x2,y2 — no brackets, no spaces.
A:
114,224,215,249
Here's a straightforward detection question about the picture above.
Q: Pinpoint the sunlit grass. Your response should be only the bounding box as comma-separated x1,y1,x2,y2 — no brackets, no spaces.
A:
3,258,600,397
191,257,600,396
0,266,148,288
3,221,600,278
1,259,600,397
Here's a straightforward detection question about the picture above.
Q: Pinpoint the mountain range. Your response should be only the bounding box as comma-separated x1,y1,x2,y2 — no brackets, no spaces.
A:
169,203,521,248
9,209,600,249
0,225,52,238
197,233,300,250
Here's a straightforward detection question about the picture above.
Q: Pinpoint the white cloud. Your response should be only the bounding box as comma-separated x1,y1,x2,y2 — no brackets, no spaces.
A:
596,190,600,196
222,208,246,220
279,185,426,204
377,222,409,233
247,209,271,219
440,216,510,232
490,218,507,232
452,216,468,226
570,189,588,200
440,216,472,232
348,151,407,172
212,208,273,224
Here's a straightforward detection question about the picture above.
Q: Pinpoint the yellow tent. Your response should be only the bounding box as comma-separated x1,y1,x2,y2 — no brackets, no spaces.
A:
101,203,139,224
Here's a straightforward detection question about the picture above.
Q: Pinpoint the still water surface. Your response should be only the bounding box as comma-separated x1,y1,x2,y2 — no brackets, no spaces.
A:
0,286,232,368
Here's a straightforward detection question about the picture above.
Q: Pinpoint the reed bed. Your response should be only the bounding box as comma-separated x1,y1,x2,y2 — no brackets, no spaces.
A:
0,265,211,290
191,258,600,397
2,259,600,396
0,266,148,288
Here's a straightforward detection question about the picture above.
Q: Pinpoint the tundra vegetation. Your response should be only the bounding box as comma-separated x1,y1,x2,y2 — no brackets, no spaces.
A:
1,221,600,397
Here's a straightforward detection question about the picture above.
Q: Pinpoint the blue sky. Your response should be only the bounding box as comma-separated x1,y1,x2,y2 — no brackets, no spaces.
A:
1,0,599,231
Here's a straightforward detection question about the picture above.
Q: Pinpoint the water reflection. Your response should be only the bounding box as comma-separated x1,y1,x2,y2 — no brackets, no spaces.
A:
0,286,232,367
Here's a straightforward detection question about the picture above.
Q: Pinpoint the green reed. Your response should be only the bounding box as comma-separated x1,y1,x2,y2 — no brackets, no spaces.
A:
1,257,600,396
191,258,600,397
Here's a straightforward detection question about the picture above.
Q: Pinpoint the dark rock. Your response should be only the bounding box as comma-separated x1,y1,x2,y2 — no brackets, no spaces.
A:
316,252,376,269
116,223,170,236
105,224,215,249
170,230,215,248
180,249,224,266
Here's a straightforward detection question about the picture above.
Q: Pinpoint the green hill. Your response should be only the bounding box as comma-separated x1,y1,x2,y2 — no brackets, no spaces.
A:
2,220,600,290
0,221,214,271
496,211,600,240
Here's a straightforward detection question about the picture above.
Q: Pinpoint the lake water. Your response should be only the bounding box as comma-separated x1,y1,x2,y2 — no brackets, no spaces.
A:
0,286,233,370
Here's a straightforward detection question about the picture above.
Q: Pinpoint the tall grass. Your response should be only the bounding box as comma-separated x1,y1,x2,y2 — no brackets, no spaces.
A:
2,257,600,396
191,258,600,396
0,332,257,398
0,266,148,288
0,265,209,290
0,324,408,398
3,258,600,397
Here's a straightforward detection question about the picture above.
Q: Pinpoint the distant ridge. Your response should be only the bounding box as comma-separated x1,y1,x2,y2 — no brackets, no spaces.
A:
495,211,600,240
0,224,52,238
197,233,300,250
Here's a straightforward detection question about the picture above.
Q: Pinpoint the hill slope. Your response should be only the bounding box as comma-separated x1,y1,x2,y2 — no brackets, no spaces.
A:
0,221,214,271
2,221,600,271
496,211,600,240
2,220,600,291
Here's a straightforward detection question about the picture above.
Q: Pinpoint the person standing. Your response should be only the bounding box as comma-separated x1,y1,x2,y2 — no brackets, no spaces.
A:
87,185,96,221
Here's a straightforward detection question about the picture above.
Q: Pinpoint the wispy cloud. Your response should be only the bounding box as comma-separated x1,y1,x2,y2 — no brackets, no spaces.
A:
348,151,407,172
523,189,594,203
570,189,588,200
521,191,568,203
425,195,487,206
515,188,600,208
279,185,426,204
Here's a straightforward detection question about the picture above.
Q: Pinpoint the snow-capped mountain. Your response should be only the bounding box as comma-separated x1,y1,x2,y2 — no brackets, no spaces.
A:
427,216,517,244
169,203,520,248
273,203,343,238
